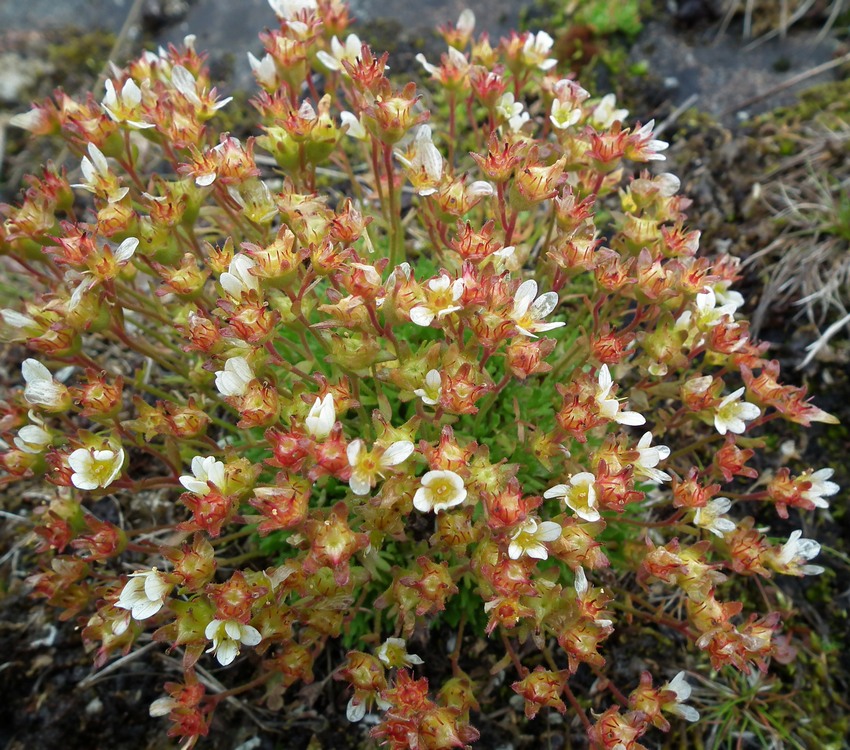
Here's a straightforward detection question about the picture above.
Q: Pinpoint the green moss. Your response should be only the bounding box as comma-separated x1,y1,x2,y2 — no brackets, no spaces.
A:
762,77,850,128
44,30,116,93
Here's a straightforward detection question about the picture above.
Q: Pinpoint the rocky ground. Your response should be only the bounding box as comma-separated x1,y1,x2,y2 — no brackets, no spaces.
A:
1,1,849,748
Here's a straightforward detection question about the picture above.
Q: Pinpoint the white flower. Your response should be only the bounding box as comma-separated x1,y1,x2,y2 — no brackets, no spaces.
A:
22,358,70,411
496,93,526,129
68,447,125,490
413,369,442,406
509,279,565,337
413,470,466,513
545,472,600,522
591,93,628,129
595,365,646,426
713,387,760,435
148,696,176,717
116,569,171,620
656,172,681,198
347,696,367,722
1,308,38,332
800,468,839,509
574,566,588,597
396,125,443,196
102,78,154,129
204,619,262,666
409,276,464,327
712,281,745,313
693,497,737,538
305,393,336,440
8,108,51,132
631,120,669,161
341,111,368,140
180,456,227,496
347,439,414,495
72,142,128,203
317,34,363,72
676,288,738,330
13,412,51,454
214,356,255,397
550,98,582,130
521,31,557,71
508,517,561,560
220,254,260,299
376,637,424,668
248,52,277,88
775,530,825,576
456,8,475,37
633,432,671,483
662,672,700,722
114,237,139,265
573,567,613,627
509,109,530,132
268,0,317,19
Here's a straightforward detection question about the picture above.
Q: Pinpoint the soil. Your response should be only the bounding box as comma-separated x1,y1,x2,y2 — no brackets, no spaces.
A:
1,1,849,748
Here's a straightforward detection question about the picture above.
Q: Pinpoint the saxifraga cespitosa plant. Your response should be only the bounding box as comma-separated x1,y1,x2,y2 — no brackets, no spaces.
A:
0,0,841,747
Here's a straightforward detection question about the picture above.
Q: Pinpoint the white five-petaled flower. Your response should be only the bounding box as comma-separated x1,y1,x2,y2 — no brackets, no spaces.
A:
521,31,558,71
116,569,171,620
22,359,70,412
413,470,467,513
508,517,562,560
630,120,669,161
347,439,415,495
305,393,336,440
800,468,840,509
693,497,737,538
409,276,464,327
376,637,424,668
775,530,825,576
219,253,260,299
395,125,443,196
415,46,469,80
179,455,227,496
171,64,232,111
544,472,600,522
413,369,442,406
509,279,565,338
595,365,646,426
204,619,262,666
550,97,583,130
72,142,128,203
590,93,628,129
496,93,529,132
316,33,363,72
102,78,153,129
676,288,738,331
662,672,700,722
633,432,671,483
68,446,125,490
713,387,760,435
214,356,255,397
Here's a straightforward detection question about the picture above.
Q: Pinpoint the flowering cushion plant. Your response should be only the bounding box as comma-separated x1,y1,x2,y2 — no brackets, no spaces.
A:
0,1,841,747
